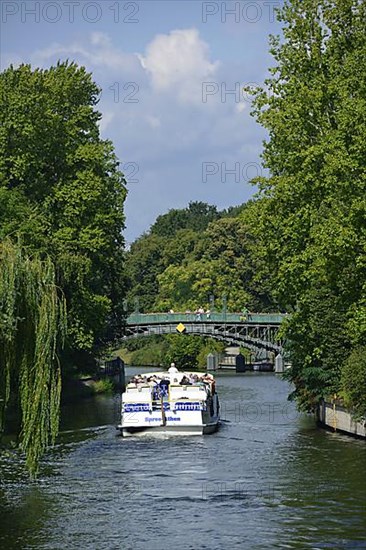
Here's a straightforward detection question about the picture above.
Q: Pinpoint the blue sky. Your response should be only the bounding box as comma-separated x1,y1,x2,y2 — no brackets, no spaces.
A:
1,1,283,243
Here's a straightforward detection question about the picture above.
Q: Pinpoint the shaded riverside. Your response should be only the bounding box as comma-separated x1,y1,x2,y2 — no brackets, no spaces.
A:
318,399,366,439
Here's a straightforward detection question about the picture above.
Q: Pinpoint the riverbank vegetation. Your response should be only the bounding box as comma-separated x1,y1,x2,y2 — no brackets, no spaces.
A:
0,62,127,367
0,239,66,476
0,63,127,473
245,0,366,415
126,0,365,418
118,335,225,370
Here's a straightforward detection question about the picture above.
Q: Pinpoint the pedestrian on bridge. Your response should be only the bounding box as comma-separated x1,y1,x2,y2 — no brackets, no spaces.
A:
195,308,203,321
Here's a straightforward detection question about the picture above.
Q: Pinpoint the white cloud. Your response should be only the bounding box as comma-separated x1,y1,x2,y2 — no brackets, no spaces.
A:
31,35,140,76
90,31,111,48
236,102,247,113
138,28,219,104
1,53,24,69
98,111,114,134
3,30,264,242
146,115,161,129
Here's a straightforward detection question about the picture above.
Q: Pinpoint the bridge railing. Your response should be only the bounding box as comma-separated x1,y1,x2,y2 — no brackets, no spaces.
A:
126,312,288,325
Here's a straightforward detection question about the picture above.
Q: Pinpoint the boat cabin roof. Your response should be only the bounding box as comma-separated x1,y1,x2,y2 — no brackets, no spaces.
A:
126,369,215,390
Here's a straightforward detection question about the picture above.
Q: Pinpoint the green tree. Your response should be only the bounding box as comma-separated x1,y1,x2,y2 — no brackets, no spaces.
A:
154,214,275,312
156,258,250,312
124,202,220,312
0,239,66,476
340,347,366,420
247,0,366,410
0,62,127,365
198,215,276,311
162,228,199,268
151,201,219,238
165,334,203,370
125,233,166,312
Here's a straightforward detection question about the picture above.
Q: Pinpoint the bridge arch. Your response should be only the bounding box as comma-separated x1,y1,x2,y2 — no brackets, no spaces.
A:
122,312,286,355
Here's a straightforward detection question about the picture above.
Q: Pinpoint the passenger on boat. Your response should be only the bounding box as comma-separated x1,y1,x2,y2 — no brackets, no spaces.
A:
180,375,190,385
159,378,170,396
152,385,160,400
201,373,216,394
169,366,181,384
147,376,158,388
131,375,144,386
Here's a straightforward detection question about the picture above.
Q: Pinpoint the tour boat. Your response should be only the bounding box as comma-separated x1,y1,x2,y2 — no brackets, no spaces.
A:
118,366,220,436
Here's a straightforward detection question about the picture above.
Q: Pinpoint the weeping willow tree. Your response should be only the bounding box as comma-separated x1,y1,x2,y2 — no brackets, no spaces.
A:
0,239,67,476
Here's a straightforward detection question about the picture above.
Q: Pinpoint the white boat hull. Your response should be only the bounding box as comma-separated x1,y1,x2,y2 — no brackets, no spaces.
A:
120,421,219,437
121,425,203,437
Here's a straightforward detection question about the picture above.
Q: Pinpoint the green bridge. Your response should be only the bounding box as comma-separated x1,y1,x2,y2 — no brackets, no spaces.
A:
124,312,288,353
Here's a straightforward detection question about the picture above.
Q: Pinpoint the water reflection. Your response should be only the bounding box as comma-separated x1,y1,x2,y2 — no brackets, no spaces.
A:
0,371,365,550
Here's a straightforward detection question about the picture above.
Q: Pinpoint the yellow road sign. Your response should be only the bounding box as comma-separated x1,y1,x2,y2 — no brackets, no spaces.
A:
176,322,186,333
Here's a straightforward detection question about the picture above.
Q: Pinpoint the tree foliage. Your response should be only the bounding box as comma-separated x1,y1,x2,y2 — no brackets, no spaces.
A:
151,201,219,237
340,347,366,419
247,0,366,411
120,334,225,370
125,202,220,311
125,233,166,312
126,201,276,313
0,239,66,476
0,62,127,365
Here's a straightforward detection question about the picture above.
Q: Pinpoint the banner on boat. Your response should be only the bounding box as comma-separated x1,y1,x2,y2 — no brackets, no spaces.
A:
123,403,151,412
174,402,202,411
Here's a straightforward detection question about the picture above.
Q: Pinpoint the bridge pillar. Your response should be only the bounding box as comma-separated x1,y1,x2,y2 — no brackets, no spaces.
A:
275,353,284,374
207,353,218,371
235,353,246,373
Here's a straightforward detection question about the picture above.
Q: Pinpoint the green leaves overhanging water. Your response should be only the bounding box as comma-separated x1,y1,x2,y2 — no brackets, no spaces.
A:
0,239,67,476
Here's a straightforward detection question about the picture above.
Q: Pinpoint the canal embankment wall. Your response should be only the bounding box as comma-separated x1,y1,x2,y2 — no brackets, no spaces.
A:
317,400,366,439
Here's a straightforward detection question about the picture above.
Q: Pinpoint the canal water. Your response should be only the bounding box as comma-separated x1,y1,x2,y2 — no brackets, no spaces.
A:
0,370,365,549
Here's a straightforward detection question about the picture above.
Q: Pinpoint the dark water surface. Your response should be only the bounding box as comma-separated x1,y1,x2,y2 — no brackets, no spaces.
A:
1,370,365,550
